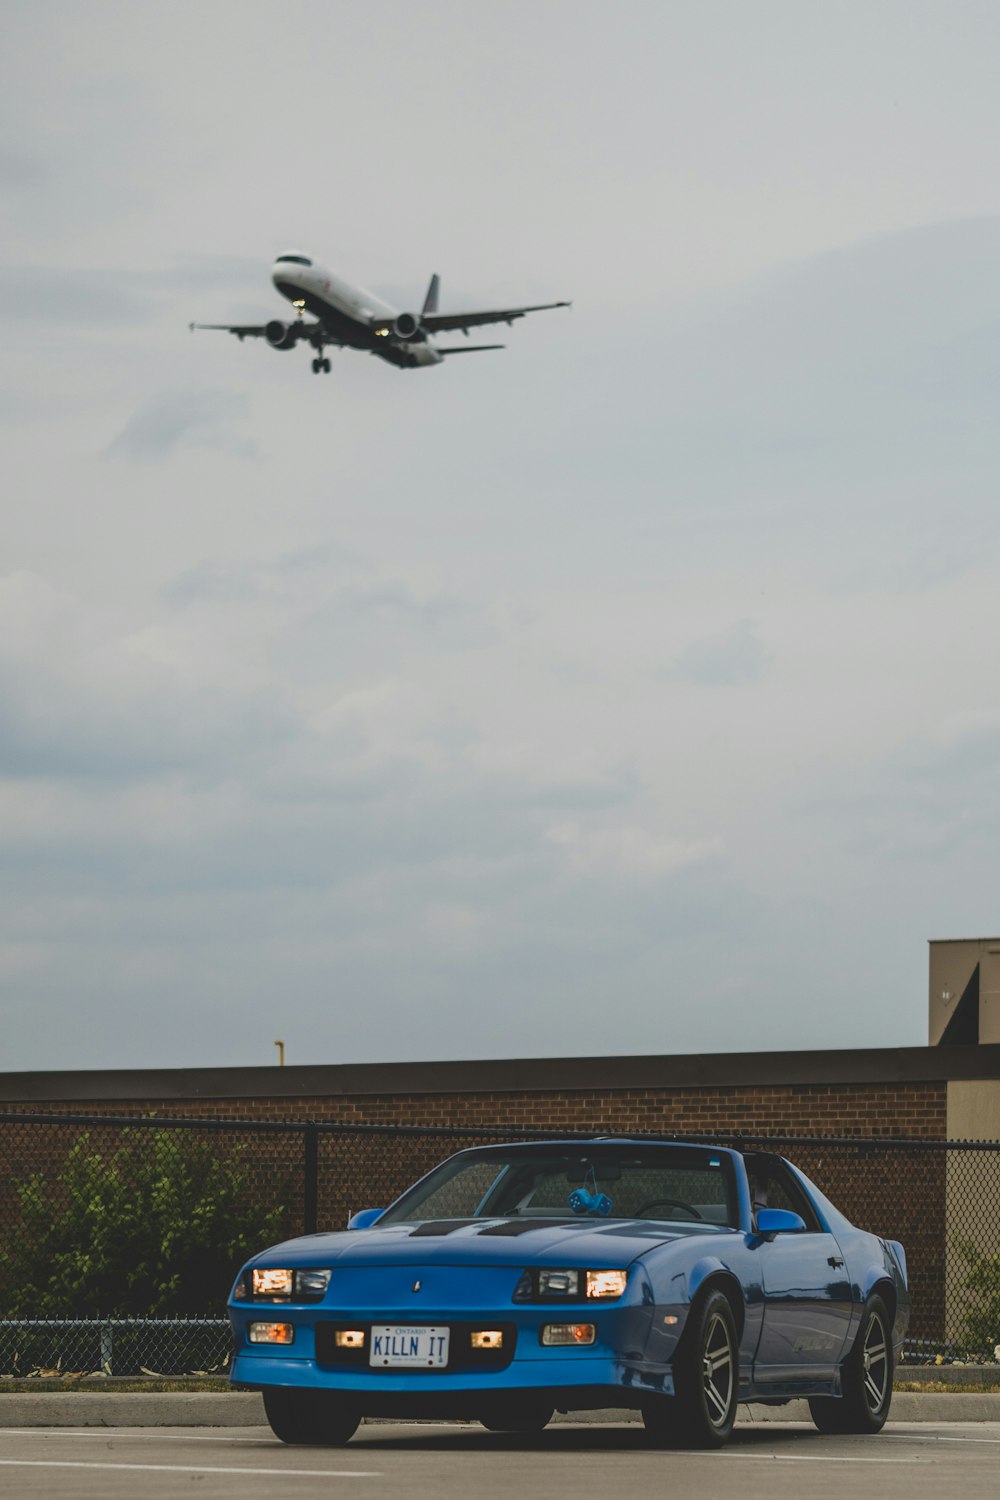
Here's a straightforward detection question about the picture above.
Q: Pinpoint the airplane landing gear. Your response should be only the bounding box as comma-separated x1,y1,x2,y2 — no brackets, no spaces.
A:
311,356,331,374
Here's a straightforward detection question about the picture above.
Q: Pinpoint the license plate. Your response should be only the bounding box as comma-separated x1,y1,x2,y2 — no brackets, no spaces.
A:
369,1325,450,1368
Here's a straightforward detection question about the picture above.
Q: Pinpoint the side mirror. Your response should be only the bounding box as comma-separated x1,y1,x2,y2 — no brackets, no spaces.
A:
756,1208,806,1235
348,1207,385,1230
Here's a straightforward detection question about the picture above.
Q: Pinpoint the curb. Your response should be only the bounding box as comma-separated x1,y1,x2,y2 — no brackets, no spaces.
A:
2,1391,1000,1427
0,1393,266,1428
739,1394,1000,1424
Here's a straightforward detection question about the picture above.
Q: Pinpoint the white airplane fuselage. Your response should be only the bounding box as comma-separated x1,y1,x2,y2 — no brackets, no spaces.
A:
270,255,443,368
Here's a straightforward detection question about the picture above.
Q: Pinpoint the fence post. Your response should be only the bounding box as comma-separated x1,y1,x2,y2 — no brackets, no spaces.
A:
303,1125,318,1234
100,1321,113,1375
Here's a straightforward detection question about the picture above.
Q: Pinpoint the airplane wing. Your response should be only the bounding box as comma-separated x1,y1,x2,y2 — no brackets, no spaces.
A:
422,300,570,333
437,344,506,355
189,321,341,346
190,322,274,341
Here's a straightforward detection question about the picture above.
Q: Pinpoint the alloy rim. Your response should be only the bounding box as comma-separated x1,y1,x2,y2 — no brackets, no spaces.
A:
701,1311,734,1427
861,1311,888,1412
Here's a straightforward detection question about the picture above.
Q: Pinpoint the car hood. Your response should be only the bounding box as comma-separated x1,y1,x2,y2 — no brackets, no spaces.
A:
247,1218,736,1271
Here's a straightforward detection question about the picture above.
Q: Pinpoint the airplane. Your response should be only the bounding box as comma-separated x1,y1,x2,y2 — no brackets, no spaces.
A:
191,251,571,372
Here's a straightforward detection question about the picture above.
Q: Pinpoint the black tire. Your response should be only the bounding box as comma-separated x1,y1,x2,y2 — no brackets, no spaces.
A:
644,1288,739,1449
262,1386,360,1446
808,1293,893,1435
480,1398,554,1434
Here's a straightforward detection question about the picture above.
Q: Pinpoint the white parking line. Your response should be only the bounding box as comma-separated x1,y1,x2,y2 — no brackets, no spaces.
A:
0,1459,380,1478
0,1429,274,1443
885,1432,1000,1445
696,1453,930,1464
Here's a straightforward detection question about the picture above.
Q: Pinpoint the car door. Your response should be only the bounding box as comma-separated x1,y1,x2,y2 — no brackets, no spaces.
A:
748,1156,855,1392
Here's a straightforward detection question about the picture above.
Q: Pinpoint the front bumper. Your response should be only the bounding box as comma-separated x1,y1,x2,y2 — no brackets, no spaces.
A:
230,1299,679,1409
231,1350,674,1411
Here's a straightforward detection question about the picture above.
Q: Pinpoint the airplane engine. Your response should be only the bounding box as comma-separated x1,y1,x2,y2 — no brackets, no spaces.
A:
393,312,421,340
265,319,297,350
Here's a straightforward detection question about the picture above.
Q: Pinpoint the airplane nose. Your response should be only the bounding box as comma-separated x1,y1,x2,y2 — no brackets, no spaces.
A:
272,263,306,304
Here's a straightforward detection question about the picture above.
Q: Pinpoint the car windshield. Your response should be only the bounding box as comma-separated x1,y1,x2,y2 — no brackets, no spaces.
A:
377,1145,738,1228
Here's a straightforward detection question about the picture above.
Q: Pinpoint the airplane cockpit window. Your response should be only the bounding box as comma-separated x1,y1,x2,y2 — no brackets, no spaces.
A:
277,253,312,266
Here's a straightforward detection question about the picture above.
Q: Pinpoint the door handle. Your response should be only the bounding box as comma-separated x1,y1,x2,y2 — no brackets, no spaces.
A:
828,1256,845,1269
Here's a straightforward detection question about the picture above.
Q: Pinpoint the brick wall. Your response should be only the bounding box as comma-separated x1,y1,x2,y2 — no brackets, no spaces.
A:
0,1078,950,1136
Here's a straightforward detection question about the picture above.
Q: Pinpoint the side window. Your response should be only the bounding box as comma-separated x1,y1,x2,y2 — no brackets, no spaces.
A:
747,1156,822,1232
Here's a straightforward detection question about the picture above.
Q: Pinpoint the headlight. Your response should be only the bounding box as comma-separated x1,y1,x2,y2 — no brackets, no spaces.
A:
539,1269,579,1297
249,1267,331,1299
252,1268,293,1296
294,1268,332,1297
587,1269,628,1299
515,1268,628,1302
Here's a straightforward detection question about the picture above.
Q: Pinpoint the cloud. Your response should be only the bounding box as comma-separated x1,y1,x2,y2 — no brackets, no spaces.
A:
163,543,369,607
874,719,1000,859
5,2,1000,1070
668,619,771,687
162,548,496,664
793,710,1000,872
545,820,725,882
0,148,46,191
0,569,292,782
107,387,255,459
0,266,154,326
0,254,267,329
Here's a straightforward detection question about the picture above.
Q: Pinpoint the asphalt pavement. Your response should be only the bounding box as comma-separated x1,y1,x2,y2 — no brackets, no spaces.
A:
0,1421,997,1500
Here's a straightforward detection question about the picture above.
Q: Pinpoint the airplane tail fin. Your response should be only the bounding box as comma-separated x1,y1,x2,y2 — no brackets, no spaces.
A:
422,274,440,316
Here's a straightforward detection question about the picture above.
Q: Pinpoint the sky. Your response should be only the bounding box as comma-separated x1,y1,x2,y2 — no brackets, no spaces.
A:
2,1,999,1072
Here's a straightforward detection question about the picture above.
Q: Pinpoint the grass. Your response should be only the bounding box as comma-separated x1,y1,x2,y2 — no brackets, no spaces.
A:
895,1380,1000,1394
0,1377,234,1393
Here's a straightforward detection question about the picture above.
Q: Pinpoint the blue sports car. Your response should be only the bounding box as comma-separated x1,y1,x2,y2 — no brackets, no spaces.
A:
229,1138,909,1448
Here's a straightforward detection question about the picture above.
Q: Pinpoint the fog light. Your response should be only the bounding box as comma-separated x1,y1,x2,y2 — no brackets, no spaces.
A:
541,1323,596,1346
471,1330,504,1350
252,1268,293,1297
249,1322,294,1345
586,1270,627,1299
335,1329,366,1349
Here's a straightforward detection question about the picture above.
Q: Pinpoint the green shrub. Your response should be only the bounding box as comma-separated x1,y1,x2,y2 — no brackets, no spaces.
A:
955,1239,1000,1354
0,1130,290,1316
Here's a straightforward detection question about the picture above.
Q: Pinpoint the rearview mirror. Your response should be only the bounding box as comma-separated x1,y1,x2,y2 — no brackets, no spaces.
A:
348,1208,385,1230
756,1208,806,1235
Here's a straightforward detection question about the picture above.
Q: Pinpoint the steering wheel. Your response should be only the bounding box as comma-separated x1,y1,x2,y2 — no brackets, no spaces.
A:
634,1197,704,1220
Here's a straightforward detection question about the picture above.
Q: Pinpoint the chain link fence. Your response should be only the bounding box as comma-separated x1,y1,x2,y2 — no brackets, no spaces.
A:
1,1112,997,1375
0,1318,231,1379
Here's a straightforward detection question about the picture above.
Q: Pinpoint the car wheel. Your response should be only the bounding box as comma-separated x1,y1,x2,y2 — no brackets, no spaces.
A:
645,1288,739,1449
808,1293,893,1435
262,1387,360,1445
480,1398,555,1434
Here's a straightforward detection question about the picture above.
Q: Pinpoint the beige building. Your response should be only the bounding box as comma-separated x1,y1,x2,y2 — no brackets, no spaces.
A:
929,937,1000,1137
930,938,1000,1333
